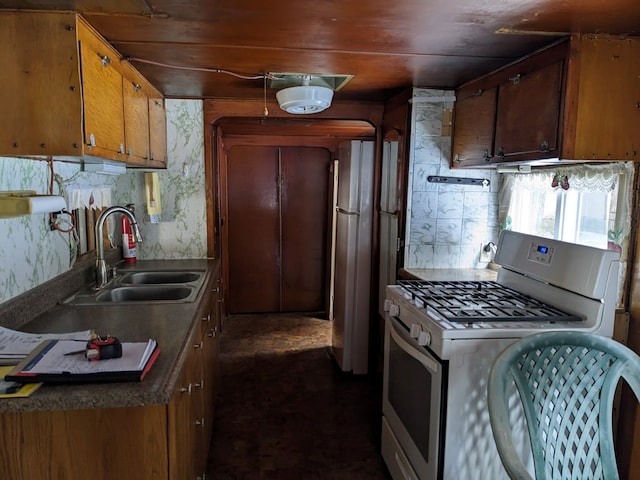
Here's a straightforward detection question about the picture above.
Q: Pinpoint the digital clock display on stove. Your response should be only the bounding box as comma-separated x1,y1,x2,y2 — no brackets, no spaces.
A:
528,241,554,265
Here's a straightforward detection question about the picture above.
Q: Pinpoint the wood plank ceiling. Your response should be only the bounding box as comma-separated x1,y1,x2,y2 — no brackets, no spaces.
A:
2,0,640,103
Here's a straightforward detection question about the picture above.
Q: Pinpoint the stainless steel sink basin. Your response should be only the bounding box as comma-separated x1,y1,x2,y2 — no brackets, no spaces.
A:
119,270,203,285
96,285,196,303
62,268,208,305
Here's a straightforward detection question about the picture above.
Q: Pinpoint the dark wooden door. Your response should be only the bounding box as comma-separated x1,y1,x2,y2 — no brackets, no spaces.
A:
226,145,329,314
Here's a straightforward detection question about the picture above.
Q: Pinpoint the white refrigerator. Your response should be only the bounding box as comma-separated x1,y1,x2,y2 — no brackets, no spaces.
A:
331,140,374,374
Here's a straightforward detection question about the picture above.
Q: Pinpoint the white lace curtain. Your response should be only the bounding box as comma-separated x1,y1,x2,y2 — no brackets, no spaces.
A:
499,162,634,237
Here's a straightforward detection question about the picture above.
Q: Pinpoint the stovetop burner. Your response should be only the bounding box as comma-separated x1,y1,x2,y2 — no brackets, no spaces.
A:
398,280,582,323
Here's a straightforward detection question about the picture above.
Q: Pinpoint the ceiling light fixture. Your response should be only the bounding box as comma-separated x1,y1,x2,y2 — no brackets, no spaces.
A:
275,75,334,115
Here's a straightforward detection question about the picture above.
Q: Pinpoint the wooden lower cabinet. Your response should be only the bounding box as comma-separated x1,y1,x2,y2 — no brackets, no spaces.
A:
0,275,222,480
169,275,222,480
0,405,168,479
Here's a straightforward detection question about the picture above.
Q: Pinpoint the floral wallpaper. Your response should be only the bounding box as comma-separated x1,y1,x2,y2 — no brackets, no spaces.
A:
0,99,206,305
404,89,499,269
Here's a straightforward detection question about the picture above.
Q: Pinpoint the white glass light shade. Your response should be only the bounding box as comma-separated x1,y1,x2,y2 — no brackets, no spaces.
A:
276,85,334,114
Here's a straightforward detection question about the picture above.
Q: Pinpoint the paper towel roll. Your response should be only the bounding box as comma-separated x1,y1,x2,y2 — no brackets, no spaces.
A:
0,195,66,218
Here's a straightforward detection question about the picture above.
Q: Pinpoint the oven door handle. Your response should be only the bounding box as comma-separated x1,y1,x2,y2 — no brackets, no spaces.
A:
388,317,440,373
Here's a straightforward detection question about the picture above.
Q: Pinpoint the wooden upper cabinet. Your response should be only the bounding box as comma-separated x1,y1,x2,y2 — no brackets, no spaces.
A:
0,12,166,167
565,36,640,160
123,73,151,162
494,60,563,159
452,35,640,167
451,86,497,167
148,96,168,167
78,22,126,159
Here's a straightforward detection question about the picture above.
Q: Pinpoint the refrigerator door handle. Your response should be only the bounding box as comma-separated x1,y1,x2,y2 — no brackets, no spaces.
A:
336,207,360,216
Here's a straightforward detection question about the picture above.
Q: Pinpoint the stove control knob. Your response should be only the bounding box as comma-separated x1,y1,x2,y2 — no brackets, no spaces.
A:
418,331,431,347
388,304,400,317
383,299,392,312
410,324,421,338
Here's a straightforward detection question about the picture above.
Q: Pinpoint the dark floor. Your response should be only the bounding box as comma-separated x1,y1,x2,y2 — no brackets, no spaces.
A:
207,313,391,480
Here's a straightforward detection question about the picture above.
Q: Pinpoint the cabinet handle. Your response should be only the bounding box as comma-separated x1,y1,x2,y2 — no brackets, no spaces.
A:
497,147,505,159
132,82,141,92
195,418,205,428
194,380,204,389
180,383,192,395
472,89,483,97
194,341,203,349
98,53,111,67
482,149,491,162
208,326,217,338
509,73,521,85
454,153,460,163
202,313,211,323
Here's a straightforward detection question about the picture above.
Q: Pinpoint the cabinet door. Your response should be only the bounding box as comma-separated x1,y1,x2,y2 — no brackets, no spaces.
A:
168,336,203,480
149,96,168,167
78,32,126,159
494,60,563,159
451,86,497,167
226,145,329,314
123,75,150,164
570,37,639,159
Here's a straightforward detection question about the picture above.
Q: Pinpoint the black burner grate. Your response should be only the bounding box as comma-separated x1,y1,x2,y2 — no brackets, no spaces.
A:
398,280,582,323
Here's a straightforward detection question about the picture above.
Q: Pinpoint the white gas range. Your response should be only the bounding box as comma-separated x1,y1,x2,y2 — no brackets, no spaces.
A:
381,231,620,480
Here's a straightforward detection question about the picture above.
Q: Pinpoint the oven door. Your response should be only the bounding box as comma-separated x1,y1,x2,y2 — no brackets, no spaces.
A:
382,315,446,480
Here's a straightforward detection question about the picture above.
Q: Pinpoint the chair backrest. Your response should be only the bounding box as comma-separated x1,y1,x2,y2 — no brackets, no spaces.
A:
488,331,640,480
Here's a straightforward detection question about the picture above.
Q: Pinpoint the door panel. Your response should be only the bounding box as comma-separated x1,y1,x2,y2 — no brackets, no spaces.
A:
226,145,329,314
227,146,280,313
280,147,329,312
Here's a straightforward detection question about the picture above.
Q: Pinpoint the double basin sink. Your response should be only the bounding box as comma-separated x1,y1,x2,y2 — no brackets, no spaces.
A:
64,269,207,305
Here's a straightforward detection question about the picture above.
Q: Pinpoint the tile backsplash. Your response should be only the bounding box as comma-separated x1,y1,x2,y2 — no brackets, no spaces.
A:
0,99,206,305
404,89,499,269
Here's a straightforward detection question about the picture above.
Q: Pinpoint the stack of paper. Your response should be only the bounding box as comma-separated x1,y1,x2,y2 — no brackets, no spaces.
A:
0,326,94,365
6,339,160,383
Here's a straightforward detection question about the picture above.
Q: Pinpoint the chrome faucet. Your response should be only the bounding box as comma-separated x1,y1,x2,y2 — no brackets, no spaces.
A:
95,206,143,289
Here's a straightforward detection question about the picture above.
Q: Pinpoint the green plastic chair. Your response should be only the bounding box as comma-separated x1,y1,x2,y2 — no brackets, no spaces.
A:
488,331,640,480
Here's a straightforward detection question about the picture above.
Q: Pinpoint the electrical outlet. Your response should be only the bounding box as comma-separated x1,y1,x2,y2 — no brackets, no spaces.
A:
479,243,491,263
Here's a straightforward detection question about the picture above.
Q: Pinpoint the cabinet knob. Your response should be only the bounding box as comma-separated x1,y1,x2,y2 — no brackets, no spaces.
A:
540,140,550,153
497,147,505,159
482,149,491,162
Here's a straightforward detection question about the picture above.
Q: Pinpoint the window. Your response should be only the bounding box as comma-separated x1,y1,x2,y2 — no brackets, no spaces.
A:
499,162,634,306
507,182,615,249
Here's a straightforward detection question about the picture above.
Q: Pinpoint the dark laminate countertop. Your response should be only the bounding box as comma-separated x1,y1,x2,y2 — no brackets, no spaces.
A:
0,258,218,414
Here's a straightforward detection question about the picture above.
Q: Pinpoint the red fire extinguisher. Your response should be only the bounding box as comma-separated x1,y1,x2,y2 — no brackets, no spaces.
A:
121,203,137,263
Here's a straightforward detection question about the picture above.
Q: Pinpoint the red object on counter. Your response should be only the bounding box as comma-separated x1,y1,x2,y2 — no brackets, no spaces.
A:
121,204,137,263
